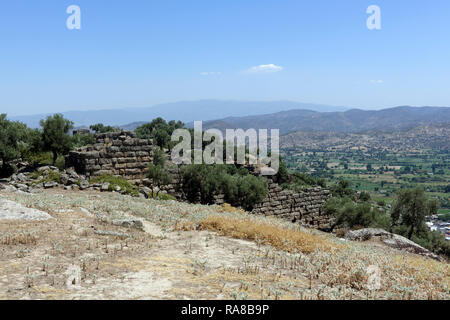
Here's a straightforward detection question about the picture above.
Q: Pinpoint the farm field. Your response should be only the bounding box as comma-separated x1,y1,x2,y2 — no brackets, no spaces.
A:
282,149,450,215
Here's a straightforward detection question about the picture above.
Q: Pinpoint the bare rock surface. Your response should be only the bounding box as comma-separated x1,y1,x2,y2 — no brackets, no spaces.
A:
345,228,442,261
0,196,53,221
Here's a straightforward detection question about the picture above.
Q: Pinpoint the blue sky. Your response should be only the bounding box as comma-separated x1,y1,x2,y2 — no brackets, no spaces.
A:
1,0,449,116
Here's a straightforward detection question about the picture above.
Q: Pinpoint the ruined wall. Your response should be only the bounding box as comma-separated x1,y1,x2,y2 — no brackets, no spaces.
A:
251,181,334,230
67,134,334,230
67,131,154,184
152,169,334,230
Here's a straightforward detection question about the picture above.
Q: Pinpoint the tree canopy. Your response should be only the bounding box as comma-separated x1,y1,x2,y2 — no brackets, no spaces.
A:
89,123,117,134
135,118,184,150
0,114,38,175
40,114,74,165
391,187,437,239
180,164,268,210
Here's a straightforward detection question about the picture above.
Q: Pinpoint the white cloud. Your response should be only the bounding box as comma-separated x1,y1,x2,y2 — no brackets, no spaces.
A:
370,80,384,84
200,72,221,76
246,64,283,73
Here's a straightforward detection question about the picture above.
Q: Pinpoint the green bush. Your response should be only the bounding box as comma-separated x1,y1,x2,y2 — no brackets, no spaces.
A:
411,230,450,257
325,196,391,231
330,180,354,198
146,163,171,195
22,152,65,170
181,164,268,210
90,175,139,196
89,123,118,133
281,171,327,192
151,193,176,201
135,118,184,150
71,133,95,149
152,148,167,167
438,212,450,222
232,174,268,211
359,191,371,202
30,169,61,185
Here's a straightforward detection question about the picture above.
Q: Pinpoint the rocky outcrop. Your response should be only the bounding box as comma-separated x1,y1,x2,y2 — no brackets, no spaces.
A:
345,228,443,261
0,197,53,221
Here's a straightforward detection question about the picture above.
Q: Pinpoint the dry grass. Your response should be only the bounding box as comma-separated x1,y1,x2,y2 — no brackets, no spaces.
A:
216,203,246,214
393,255,450,289
192,215,339,254
1,231,38,245
1,189,448,300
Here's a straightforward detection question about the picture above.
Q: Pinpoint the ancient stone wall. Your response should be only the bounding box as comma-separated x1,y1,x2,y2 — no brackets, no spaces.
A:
150,169,334,230
251,181,334,230
67,134,334,230
66,131,154,184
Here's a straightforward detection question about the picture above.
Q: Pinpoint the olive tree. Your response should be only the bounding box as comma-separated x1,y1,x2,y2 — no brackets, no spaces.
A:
391,188,437,239
40,114,74,165
135,118,184,150
0,114,36,176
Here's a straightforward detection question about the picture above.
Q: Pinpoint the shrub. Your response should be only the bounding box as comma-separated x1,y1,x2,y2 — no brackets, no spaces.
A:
135,118,184,150
152,148,167,167
325,197,391,231
411,229,450,257
89,123,117,133
152,193,176,201
31,169,61,185
90,175,139,196
330,180,354,198
438,212,450,222
71,133,95,148
181,164,225,204
224,174,268,211
281,172,326,192
181,164,268,210
359,191,371,202
146,163,171,195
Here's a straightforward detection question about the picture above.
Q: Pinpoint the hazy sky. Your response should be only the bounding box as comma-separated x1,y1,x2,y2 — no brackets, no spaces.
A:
1,0,449,116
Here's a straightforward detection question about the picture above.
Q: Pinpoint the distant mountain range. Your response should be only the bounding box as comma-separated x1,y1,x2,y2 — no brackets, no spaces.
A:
8,101,449,135
196,106,450,135
8,100,348,128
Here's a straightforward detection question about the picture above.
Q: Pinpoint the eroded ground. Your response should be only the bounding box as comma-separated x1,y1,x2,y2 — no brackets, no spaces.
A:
0,189,448,300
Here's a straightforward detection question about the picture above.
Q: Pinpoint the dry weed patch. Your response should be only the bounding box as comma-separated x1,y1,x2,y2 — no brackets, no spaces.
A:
1,231,38,245
194,215,339,254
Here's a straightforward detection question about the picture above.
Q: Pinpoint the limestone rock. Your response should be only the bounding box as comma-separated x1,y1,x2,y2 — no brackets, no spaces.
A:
101,182,110,191
345,228,443,261
0,197,53,221
60,173,70,185
112,218,144,230
44,181,58,189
